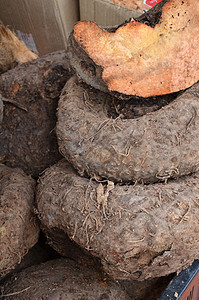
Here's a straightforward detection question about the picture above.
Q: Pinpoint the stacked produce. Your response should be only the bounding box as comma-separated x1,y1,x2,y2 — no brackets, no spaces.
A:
1,0,199,299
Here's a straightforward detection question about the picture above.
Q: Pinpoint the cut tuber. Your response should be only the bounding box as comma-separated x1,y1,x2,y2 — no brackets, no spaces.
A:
69,0,199,97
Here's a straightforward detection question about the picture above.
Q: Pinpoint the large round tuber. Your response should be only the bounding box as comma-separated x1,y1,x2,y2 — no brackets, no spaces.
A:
56,76,199,183
0,51,72,177
36,159,199,280
0,258,130,299
0,164,39,280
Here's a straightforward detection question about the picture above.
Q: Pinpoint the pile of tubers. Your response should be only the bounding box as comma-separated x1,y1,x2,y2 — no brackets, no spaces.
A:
0,0,199,299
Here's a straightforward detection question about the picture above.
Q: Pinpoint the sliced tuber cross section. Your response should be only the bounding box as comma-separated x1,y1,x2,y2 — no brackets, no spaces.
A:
71,0,199,97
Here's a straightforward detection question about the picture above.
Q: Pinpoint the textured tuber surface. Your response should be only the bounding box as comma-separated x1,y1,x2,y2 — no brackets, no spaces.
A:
0,51,72,177
0,164,39,280
70,0,199,97
0,258,130,299
36,160,199,280
57,76,199,183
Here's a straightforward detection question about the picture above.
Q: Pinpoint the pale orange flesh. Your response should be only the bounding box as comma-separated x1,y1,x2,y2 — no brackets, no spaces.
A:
74,0,199,97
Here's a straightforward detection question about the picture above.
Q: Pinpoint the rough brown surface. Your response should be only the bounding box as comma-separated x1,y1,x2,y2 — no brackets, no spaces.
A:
3,234,61,279
68,0,199,97
0,258,130,299
56,76,199,183
39,224,102,269
36,160,199,280
0,51,72,177
0,164,39,280
0,98,3,123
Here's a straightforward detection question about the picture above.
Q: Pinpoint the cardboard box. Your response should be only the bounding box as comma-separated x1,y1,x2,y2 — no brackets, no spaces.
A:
79,0,142,27
143,0,163,11
0,0,79,56
79,0,164,27
108,0,163,12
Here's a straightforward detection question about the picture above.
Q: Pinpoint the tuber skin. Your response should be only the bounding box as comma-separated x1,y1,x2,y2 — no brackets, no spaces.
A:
1,259,130,299
71,0,199,97
57,76,199,183
36,159,199,280
0,51,72,177
0,164,39,280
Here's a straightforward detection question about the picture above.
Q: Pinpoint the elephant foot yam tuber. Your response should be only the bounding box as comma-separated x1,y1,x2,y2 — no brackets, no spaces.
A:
0,164,39,280
0,51,73,177
39,223,102,269
57,76,199,183
68,0,199,97
0,258,130,299
0,24,38,75
36,160,199,280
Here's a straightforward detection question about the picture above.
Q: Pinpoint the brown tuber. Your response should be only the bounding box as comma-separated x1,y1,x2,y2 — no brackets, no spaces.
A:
0,164,39,280
69,0,199,97
0,51,72,177
0,259,130,299
36,160,199,280
57,76,199,183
